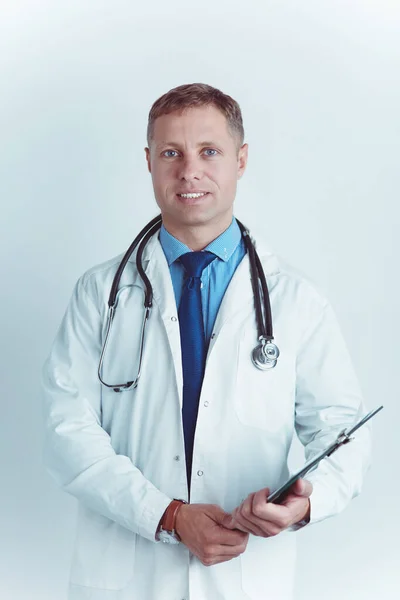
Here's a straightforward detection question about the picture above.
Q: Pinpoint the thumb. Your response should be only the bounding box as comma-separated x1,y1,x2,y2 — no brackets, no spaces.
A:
220,512,235,529
292,478,313,497
209,505,234,527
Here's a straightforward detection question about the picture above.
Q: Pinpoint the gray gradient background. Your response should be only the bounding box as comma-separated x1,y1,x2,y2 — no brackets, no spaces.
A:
1,1,398,598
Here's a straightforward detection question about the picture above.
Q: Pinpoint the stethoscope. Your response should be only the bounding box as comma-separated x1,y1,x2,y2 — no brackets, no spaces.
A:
98,214,280,392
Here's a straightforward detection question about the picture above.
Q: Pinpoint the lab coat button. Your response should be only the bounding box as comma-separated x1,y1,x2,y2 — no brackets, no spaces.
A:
204,401,209,407
171,316,177,322
173,455,180,461
197,470,203,476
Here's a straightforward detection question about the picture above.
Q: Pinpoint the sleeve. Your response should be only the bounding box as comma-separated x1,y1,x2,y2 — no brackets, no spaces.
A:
293,296,373,527
41,274,172,543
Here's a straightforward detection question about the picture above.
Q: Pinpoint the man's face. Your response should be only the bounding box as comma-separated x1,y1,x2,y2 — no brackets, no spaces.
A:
145,105,248,231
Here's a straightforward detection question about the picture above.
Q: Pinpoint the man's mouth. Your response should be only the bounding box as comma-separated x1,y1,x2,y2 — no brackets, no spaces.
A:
177,192,209,199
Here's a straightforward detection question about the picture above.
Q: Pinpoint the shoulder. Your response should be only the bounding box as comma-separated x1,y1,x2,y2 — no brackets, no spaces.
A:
79,253,126,285
72,252,129,307
249,226,330,314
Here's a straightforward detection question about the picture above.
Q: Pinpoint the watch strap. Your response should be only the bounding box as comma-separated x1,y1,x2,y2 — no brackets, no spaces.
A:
158,499,186,540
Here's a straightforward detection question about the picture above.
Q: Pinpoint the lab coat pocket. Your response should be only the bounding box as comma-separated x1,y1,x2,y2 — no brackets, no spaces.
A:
240,534,297,598
69,505,136,590
234,329,295,432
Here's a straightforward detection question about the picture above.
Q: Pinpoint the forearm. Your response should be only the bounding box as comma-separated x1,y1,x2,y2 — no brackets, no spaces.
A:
42,366,172,540
41,275,172,542
294,299,372,526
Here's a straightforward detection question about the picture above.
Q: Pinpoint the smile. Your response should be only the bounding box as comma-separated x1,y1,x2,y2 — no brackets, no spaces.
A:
177,192,209,198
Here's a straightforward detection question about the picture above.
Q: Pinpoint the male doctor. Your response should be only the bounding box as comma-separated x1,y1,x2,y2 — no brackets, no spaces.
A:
42,83,372,600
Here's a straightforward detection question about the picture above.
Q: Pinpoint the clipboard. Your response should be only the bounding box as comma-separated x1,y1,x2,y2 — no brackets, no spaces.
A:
267,405,384,504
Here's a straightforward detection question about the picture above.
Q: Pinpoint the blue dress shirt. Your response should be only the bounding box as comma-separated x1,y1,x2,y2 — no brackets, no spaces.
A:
158,216,246,345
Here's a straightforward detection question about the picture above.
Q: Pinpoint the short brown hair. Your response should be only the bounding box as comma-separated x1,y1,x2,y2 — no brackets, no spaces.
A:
146,82,245,155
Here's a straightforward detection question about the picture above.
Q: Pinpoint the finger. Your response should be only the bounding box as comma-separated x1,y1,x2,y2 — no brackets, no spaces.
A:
263,499,307,530
243,503,283,536
251,491,293,526
227,509,260,536
235,495,275,537
233,485,311,534
278,482,311,508
222,487,271,529
224,487,294,534
221,513,255,538
221,514,236,529
205,541,248,563
204,552,244,566
238,492,291,532
217,541,248,555
233,510,270,537
215,522,249,546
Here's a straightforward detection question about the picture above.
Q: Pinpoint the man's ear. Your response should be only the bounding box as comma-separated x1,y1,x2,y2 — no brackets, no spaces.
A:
237,143,248,179
145,147,151,173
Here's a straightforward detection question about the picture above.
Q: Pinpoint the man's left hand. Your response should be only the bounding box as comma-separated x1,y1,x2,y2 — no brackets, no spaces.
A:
221,478,312,537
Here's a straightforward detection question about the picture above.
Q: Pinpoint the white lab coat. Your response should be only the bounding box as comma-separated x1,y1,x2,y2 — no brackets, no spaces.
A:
41,228,372,600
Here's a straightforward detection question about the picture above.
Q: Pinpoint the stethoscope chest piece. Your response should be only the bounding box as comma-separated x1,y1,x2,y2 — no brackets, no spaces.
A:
251,338,280,371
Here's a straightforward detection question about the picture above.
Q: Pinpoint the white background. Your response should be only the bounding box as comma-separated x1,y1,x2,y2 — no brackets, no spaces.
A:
0,1,398,598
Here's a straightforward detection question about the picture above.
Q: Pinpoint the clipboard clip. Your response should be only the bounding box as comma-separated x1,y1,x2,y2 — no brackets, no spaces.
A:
326,429,355,457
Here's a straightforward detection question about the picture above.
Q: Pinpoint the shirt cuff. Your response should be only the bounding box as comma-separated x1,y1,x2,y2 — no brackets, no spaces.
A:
137,490,173,543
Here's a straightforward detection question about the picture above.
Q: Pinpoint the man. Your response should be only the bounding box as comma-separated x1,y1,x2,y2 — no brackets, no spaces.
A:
42,83,372,600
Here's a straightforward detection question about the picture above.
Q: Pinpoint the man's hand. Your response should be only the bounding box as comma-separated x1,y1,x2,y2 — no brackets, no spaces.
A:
175,503,249,566
221,478,312,537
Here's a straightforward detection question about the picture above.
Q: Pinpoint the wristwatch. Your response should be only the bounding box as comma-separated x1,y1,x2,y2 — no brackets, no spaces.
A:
156,499,187,544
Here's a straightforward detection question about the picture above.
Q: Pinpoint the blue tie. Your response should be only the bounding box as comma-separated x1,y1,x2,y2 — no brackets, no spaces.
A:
178,250,217,491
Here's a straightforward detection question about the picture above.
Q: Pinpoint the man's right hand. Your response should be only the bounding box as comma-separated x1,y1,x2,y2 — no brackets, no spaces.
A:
175,503,249,566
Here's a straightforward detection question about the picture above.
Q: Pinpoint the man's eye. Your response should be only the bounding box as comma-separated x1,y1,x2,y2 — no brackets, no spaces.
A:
162,149,218,157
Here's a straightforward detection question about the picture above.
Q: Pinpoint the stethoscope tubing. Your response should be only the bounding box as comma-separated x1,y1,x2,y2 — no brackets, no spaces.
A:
99,214,278,391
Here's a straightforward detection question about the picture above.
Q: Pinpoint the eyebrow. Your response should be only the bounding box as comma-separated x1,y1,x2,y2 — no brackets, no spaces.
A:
156,140,222,150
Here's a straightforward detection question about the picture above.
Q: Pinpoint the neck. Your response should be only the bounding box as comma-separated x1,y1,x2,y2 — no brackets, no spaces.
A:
162,213,233,251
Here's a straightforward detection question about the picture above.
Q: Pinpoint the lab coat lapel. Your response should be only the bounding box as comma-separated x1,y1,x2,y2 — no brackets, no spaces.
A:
139,231,184,408
206,236,280,358
211,251,253,334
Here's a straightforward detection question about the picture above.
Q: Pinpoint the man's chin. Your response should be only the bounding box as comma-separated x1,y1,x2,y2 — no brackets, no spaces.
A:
176,211,219,229
163,206,213,226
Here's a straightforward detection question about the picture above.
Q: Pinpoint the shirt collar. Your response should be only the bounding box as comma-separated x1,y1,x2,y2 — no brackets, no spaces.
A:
159,216,242,266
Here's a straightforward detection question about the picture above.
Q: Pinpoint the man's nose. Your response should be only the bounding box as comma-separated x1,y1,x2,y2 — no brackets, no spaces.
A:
178,156,204,180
